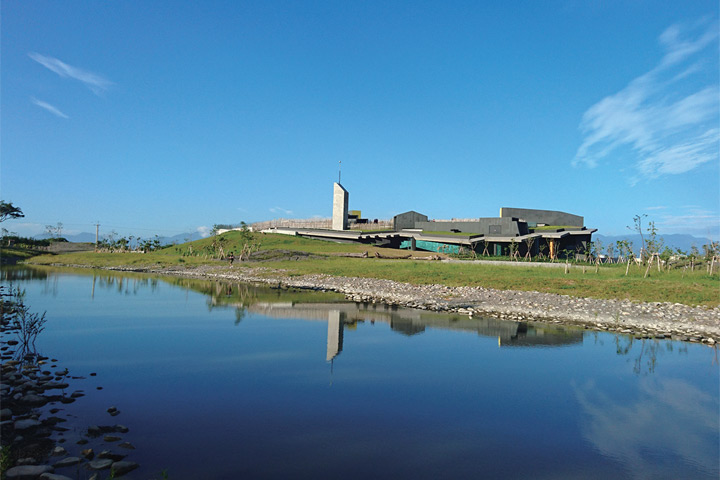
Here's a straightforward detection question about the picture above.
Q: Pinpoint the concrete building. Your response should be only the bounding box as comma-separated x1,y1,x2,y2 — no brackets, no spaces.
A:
332,183,349,231
396,207,595,258
258,181,596,259
393,211,429,231
499,207,583,227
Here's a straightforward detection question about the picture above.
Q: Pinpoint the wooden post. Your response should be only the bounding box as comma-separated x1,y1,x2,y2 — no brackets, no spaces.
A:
644,254,656,278
625,258,631,276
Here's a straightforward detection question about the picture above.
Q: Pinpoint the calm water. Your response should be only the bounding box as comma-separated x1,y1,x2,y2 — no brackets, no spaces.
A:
2,266,718,480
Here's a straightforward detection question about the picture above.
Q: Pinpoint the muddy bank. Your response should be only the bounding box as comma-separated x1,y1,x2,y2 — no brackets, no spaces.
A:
43,263,720,345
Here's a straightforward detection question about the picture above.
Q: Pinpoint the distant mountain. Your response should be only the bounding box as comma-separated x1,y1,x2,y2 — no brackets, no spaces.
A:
35,232,97,243
159,232,207,245
33,231,207,245
595,233,712,254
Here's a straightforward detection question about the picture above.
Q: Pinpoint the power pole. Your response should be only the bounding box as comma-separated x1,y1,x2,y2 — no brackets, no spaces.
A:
94,222,100,250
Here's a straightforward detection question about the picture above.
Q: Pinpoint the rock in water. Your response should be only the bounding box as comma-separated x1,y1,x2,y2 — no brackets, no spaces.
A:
5,465,54,479
14,419,42,430
53,457,81,468
40,473,75,480
87,458,113,470
111,461,139,476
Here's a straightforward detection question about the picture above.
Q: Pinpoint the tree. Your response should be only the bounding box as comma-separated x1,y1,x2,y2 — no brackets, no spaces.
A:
628,214,647,257
0,201,24,223
644,221,664,255
45,222,64,239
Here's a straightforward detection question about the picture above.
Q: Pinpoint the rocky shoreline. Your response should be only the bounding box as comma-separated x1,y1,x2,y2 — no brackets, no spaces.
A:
0,287,140,479
53,263,720,345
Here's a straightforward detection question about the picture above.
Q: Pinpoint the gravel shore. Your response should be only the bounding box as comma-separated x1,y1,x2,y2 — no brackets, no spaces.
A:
66,263,720,345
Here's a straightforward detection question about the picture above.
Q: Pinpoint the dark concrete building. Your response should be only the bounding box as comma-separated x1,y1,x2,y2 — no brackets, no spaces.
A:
394,207,596,259
499,207,583,227
393,211,429,231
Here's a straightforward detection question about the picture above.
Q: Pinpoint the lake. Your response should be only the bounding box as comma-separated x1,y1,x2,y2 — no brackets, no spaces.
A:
2,266,718,479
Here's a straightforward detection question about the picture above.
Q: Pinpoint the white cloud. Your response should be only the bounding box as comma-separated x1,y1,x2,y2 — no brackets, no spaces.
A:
637,128,719,177
196,226,212,238
29,52,113,95
269,207,293,215
574,21,719,180
30,97,69,119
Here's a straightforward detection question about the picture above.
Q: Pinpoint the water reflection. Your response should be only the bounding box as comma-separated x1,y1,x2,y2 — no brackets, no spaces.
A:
246,302,584,362
2,266,717,479
614,335,689,375
575,377,719,478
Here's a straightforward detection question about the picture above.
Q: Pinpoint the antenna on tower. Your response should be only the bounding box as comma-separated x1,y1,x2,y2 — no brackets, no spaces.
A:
338,161,342,184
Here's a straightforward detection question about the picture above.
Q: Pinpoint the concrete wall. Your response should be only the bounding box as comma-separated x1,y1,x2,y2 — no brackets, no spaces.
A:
500,207,583,227
416,217,525,236
332,183,349,230
393,211,428,231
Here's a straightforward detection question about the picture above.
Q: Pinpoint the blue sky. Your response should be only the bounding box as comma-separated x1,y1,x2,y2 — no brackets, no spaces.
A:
2,1,718,240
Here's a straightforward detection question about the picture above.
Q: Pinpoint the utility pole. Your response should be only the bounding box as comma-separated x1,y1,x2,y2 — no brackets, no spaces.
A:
94,222,100,251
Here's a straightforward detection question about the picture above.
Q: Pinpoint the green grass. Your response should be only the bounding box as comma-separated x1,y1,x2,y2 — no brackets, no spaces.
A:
530,225,579,231
1,246,47,264
257,257,720,307
22,232,720,307
417,231,479,237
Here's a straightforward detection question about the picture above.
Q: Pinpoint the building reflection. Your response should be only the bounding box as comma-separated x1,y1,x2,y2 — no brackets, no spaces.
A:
247,302,583,361
327,310,344,361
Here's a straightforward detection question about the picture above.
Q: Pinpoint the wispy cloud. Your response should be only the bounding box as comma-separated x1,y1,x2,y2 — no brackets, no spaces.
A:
29,52,113,95
30,97,69,119
573,20,719,181
269,207,293,215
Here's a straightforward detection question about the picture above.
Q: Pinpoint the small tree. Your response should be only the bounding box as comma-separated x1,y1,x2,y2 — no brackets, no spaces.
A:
606,243,615,264
0,201,24,223
508,239,519,261
645,221,664,255
523,236,535,261
689,245,700,271
590,239,603,263
628,214,647,256
45,222,64,239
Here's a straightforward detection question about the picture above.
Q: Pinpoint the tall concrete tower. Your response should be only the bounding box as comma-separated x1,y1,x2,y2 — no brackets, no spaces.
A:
332,182,349,230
